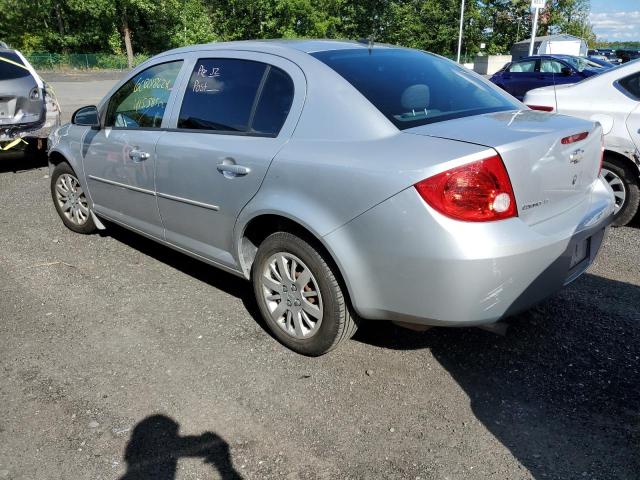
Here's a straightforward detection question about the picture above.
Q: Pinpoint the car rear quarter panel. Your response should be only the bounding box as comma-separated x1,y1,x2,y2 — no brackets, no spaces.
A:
323,177,614,325
235,134,495,274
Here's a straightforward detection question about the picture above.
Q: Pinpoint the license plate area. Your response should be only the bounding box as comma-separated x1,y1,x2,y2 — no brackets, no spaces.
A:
569,236,590,269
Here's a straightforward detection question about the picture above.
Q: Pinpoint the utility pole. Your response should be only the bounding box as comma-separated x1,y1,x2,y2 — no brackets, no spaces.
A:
529,0,546,56
456,0,466,63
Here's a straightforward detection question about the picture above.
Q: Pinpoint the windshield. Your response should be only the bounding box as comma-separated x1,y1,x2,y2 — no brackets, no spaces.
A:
311,48,518,130
0,51,31,80
563,56,603,72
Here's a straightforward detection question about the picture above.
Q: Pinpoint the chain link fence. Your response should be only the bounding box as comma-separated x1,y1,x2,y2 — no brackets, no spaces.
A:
24,53,150,70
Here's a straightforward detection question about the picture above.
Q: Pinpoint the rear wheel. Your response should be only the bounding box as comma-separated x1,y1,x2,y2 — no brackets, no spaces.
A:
252,232,357,356
601,155,640,226
51,162,97,234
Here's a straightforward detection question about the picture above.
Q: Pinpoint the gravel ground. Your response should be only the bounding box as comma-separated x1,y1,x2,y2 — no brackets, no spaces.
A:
0,74,639,480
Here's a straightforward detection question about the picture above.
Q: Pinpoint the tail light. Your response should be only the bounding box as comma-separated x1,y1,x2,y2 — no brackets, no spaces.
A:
527,105,554,112
415,155,517,222
599,132,604,175
561,131,589,144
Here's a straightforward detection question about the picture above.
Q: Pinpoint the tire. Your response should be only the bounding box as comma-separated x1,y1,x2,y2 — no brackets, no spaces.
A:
50,162,97,234
602,155,640,227
252,232,358,356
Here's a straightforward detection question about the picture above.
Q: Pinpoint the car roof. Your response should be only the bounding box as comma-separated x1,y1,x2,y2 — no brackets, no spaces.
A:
157,39,400,58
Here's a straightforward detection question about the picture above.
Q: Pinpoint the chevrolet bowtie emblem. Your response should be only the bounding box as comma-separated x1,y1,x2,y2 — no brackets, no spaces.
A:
569,148,584,164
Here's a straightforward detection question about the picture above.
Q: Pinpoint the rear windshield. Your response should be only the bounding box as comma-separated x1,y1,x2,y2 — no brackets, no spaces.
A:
0,51,30,80
311,48,518,130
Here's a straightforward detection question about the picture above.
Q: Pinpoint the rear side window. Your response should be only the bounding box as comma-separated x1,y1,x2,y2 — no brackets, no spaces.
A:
312,48,517,130
619,73,640,99
178,59,265,132
178,59,294,135
509,60,536,73
105,61,183,129
0,51,30,80
252,67,294,135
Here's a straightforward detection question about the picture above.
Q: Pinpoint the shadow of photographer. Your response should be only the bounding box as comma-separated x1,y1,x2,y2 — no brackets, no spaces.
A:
120,415,242,480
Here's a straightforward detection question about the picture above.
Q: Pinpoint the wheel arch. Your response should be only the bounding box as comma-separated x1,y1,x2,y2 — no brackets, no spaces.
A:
603,148,640,176
237,213,355,308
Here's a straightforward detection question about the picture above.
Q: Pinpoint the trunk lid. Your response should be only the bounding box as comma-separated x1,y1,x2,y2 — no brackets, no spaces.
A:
0,75,41,126
405,110,602,225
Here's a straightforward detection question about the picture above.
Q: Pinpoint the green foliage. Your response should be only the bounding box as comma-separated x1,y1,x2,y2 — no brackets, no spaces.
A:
0,0,602,65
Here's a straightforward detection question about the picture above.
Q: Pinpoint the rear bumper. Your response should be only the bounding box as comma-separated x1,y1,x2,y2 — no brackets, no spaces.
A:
0,97,60,143
324,177,615,326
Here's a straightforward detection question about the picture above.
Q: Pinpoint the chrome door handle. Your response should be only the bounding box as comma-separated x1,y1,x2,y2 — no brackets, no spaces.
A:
129,148,150,162
217,163,251,177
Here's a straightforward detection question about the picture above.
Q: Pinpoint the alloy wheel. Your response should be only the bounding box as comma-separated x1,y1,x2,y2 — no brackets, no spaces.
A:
54,173,90,226
601,168,626,215
260,252,324,339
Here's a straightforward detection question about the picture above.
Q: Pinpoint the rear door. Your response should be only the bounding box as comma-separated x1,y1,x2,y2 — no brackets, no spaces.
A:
155,51,305,268
502,59,539,100
82,59,184,237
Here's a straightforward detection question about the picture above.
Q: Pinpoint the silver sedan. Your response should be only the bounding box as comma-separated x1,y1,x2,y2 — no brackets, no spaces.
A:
48,40,615,355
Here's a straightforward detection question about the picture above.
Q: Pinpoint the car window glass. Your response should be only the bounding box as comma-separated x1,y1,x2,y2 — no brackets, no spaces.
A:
251,67,294,135
509,60,536,73
105,61,182,129
619,73,640,99
540,59,564,73
178,59,267,132
0,51,30,80
312,49,517,130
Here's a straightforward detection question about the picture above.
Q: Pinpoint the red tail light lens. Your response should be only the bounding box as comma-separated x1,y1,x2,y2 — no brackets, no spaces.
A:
527,104,554,112
561,132,589,144
599,132,604,175
415,155,517,222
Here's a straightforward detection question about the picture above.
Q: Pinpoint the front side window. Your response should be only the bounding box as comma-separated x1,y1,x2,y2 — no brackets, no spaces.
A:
619,73,640,99
105,61,183,129
509,60,536,73
540,59,564,74
312,48,517,130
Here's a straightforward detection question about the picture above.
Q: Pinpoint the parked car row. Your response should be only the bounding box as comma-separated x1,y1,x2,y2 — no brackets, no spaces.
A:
489,54,610,101
46,40,614,355
0,46,60,152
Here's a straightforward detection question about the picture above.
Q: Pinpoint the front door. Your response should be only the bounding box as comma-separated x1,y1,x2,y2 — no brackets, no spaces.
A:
82,60,183,237
155,53,304,269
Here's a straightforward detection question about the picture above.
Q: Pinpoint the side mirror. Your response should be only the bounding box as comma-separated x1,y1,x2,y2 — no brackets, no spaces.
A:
560,67,573,76
72,105,100,129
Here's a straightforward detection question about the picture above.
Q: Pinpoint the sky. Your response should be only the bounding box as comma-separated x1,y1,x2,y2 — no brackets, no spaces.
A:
590,0,640,41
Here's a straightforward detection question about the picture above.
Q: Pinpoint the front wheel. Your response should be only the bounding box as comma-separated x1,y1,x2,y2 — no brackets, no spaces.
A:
601,156,640,226
50,162,97,234
252,232,358,356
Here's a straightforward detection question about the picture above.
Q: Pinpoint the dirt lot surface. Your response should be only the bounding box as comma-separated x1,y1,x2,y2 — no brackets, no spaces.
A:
0,73,639,480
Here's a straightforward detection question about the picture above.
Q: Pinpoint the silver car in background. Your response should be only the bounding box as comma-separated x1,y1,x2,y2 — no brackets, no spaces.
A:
0,47,60,151
525,60,640,225
48,40,614,355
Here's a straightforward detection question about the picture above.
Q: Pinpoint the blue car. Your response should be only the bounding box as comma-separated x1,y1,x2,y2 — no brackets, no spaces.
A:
490,55,606,101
